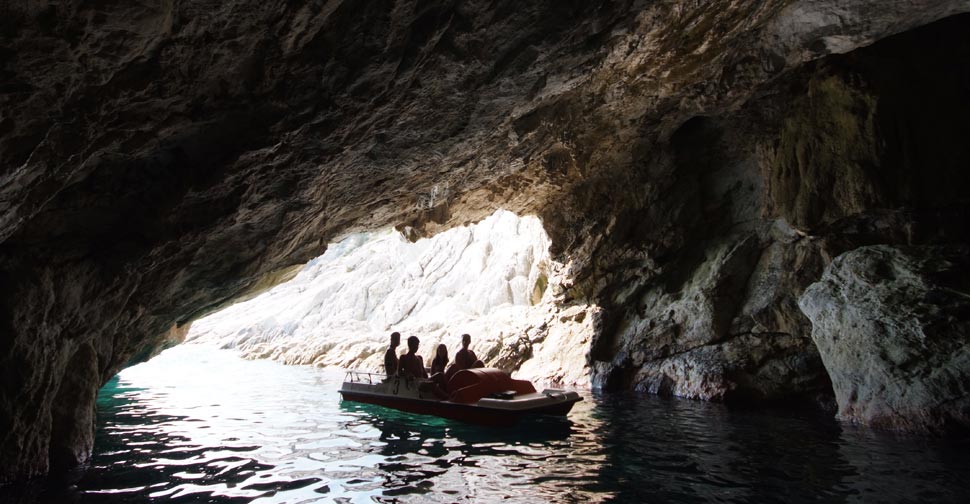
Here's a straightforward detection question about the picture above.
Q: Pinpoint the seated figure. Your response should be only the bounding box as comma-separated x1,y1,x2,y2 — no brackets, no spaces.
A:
399,335,427,379
445,333,481,382
430,344,449,375
429,344,450,391
454,333,478,369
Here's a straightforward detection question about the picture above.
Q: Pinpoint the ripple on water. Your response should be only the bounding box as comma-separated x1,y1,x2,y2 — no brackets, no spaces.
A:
1,345,968,503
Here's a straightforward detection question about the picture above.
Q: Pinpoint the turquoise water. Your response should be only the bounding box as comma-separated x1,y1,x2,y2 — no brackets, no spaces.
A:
3,345,968,503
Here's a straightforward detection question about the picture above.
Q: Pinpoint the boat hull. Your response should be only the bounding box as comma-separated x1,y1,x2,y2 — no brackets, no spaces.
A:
338,373,582,427
340,389,579,426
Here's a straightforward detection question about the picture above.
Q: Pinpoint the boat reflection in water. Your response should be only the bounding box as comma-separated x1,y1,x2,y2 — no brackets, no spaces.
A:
336,397,601,501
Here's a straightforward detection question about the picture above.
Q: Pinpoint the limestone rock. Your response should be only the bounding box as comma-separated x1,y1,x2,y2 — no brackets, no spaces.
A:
799,245,970,432
590,232,831,402
582,12,970,403
187,210,591,384
630,333,828,402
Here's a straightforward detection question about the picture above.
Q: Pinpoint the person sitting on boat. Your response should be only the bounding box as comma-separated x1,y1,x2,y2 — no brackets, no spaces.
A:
455,333,479,369
399,336,428,379
384,332,401,377
430,344,449,375
400,336,448,398
445,333,480,382
429,344,450,390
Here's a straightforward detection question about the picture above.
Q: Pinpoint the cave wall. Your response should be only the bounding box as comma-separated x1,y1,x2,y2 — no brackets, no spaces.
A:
584,13,970,406
2,0,969,482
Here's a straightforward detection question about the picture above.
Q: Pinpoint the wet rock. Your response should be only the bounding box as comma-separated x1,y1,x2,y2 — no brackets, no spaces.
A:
799,245,970,432
631,333,828,402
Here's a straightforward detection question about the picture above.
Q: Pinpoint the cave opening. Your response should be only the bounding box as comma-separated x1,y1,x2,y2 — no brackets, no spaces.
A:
178,209,594,386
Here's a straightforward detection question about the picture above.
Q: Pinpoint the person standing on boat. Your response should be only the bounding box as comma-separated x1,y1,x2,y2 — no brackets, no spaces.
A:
399,335,428,379
384,332,401,377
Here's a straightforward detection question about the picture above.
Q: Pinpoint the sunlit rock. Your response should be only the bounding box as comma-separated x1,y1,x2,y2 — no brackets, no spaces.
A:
187,211,592,386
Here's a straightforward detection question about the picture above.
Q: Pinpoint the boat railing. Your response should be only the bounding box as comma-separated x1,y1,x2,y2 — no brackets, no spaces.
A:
344,370,387,385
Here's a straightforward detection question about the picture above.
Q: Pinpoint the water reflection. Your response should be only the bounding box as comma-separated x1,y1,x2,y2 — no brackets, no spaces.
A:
0,345,967,504
586,394,970,504
586,395,848,503
339,401,600,501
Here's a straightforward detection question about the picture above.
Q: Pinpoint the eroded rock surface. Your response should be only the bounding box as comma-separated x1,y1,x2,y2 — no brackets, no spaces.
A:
2,0,970,482
582,13,970,406
799,245,970,433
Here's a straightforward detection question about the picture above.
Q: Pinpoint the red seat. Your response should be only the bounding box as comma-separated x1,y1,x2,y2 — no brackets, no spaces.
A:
447,368,536,403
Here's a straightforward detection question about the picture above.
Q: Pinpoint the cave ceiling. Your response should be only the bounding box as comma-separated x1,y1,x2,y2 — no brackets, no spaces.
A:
2,0,970,483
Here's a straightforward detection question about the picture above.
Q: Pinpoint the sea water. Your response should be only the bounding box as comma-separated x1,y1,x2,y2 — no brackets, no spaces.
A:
3,345,968,503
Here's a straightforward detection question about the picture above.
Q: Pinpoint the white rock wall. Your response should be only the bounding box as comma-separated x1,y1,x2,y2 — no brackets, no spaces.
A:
187,210,592,386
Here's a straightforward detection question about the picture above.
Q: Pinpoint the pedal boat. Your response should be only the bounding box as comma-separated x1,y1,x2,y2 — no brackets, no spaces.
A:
339,368,582,426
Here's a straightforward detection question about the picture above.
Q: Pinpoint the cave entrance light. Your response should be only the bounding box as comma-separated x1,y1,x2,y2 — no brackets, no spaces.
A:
181,209,594,386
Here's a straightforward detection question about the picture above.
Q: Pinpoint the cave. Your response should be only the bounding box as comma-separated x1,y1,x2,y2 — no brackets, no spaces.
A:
2,0,969,498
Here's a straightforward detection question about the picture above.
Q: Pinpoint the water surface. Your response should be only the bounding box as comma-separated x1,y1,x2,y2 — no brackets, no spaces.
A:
4,345,967,503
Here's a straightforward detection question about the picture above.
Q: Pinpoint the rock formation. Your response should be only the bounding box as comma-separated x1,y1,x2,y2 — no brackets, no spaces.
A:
2,0,969,483
187,210,593,387
800,245,970,433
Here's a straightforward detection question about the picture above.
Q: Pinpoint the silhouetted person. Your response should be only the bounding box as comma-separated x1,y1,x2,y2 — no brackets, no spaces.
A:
399,336,427,379
429,344,450,391
454,333,479,370
384,332,400,377
430,344,449,375
445,333,481,382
